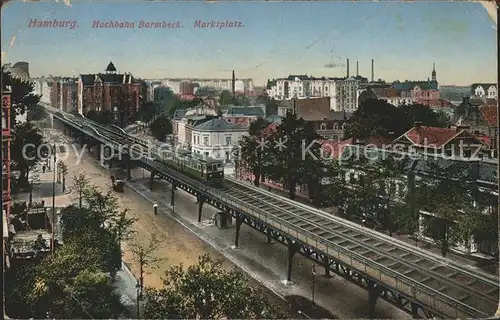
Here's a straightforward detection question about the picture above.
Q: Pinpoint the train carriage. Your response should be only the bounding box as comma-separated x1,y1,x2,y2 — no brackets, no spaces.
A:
154,146,224,184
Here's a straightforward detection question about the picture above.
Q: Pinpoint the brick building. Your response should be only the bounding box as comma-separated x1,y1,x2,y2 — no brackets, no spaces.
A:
51,77,78,112
279,97,331,120
78,62,143,122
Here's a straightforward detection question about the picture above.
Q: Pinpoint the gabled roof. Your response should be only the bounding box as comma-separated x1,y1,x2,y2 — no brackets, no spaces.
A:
193,118,246,132
395,126,483,148
106,61,117,72
80,73,136,86
226,106,265,117
172,109,188,121
471,83,497,92
479,105,498,127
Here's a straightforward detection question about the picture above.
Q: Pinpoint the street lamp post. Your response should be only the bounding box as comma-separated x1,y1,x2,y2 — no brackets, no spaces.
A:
28,176,34,208
312,263,316,309
51,144,57,253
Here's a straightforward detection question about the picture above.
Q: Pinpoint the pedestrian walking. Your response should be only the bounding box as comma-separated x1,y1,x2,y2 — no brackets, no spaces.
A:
153,203,158,215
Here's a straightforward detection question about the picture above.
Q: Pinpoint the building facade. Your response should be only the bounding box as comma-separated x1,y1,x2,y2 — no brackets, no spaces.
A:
144,77,254,95
78,62,142,122
32,76,55,105
222,105,265,128
266,74,367,112
51,77,78,112
191,118,248,163
357,65,439,107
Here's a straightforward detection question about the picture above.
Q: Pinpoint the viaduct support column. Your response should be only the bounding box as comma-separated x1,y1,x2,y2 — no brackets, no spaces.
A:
234,214,243,248
323,255,331,277
149,173,155,190
367,280,381,319
197,196,205,223
286,239,300,283
410,302,421,319
170,184,176,207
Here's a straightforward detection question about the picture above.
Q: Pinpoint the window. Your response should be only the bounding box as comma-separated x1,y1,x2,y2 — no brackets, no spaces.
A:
204,152,209,157
203,136,209,146
225,151,230,162
349,173,355,183
333,123,338,130
320,123,327,131
225,136,232,146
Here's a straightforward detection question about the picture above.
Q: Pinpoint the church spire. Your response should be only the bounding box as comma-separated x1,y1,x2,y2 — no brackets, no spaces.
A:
431,63,436,81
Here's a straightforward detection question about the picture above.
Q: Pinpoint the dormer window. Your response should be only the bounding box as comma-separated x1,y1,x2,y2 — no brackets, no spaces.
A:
320,123,327,131
333,123,338,130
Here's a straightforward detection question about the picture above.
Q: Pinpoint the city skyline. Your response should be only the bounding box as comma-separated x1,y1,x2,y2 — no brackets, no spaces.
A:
1,1,497,86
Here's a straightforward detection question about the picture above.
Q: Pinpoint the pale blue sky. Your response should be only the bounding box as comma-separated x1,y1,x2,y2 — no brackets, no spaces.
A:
1,0,497,86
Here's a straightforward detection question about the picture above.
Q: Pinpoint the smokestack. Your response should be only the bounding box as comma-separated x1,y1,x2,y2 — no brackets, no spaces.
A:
232,70,236,102
356,61,359,76
346,58,349,77
371,59,374,82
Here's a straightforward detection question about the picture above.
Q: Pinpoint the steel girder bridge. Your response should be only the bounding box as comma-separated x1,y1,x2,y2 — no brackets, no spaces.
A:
46,108,499,319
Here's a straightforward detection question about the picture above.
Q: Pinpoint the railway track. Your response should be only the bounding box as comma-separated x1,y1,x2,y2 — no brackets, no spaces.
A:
49,109,500,318
218,178,498,316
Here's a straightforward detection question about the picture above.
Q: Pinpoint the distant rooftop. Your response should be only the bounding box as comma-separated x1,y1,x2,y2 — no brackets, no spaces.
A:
193,118,246,132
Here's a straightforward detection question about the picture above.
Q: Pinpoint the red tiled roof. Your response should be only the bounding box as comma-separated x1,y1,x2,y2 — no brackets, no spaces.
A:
402,126,462,148
261,122,279,137
474,134,492,147
421,98,455,108
479,105,498,127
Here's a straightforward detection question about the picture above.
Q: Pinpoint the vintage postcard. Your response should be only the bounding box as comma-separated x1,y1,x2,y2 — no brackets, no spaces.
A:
1,1,498,320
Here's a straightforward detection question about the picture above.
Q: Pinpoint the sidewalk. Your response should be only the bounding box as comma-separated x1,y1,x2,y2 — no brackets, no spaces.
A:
233,176,498,276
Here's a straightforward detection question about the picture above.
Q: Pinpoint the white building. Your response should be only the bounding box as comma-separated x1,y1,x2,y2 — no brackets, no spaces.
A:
32,76,54,105
144,78,254,94
266,75,366,112
191,118,248,163
471,83,497,99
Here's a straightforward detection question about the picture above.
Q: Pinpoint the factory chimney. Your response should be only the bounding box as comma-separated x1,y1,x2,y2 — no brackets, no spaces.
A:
356,61,359,76
346,58,349,77
232,70,236,103
371,59,374,82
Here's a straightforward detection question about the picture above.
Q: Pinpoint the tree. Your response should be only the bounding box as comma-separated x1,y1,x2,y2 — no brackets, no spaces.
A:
150,115,173,142
27,104,48,122
129,233,164,295
219,90,233,105
266,112,322,200
235,117,270,186
366,152,410,236
344,99,407,139
72,172,90,208
344,99,450,139
2,71,40,127
235,94,251,106
415,161,482,257
143,254,284,319
10,121,46,188
26,241,124,319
